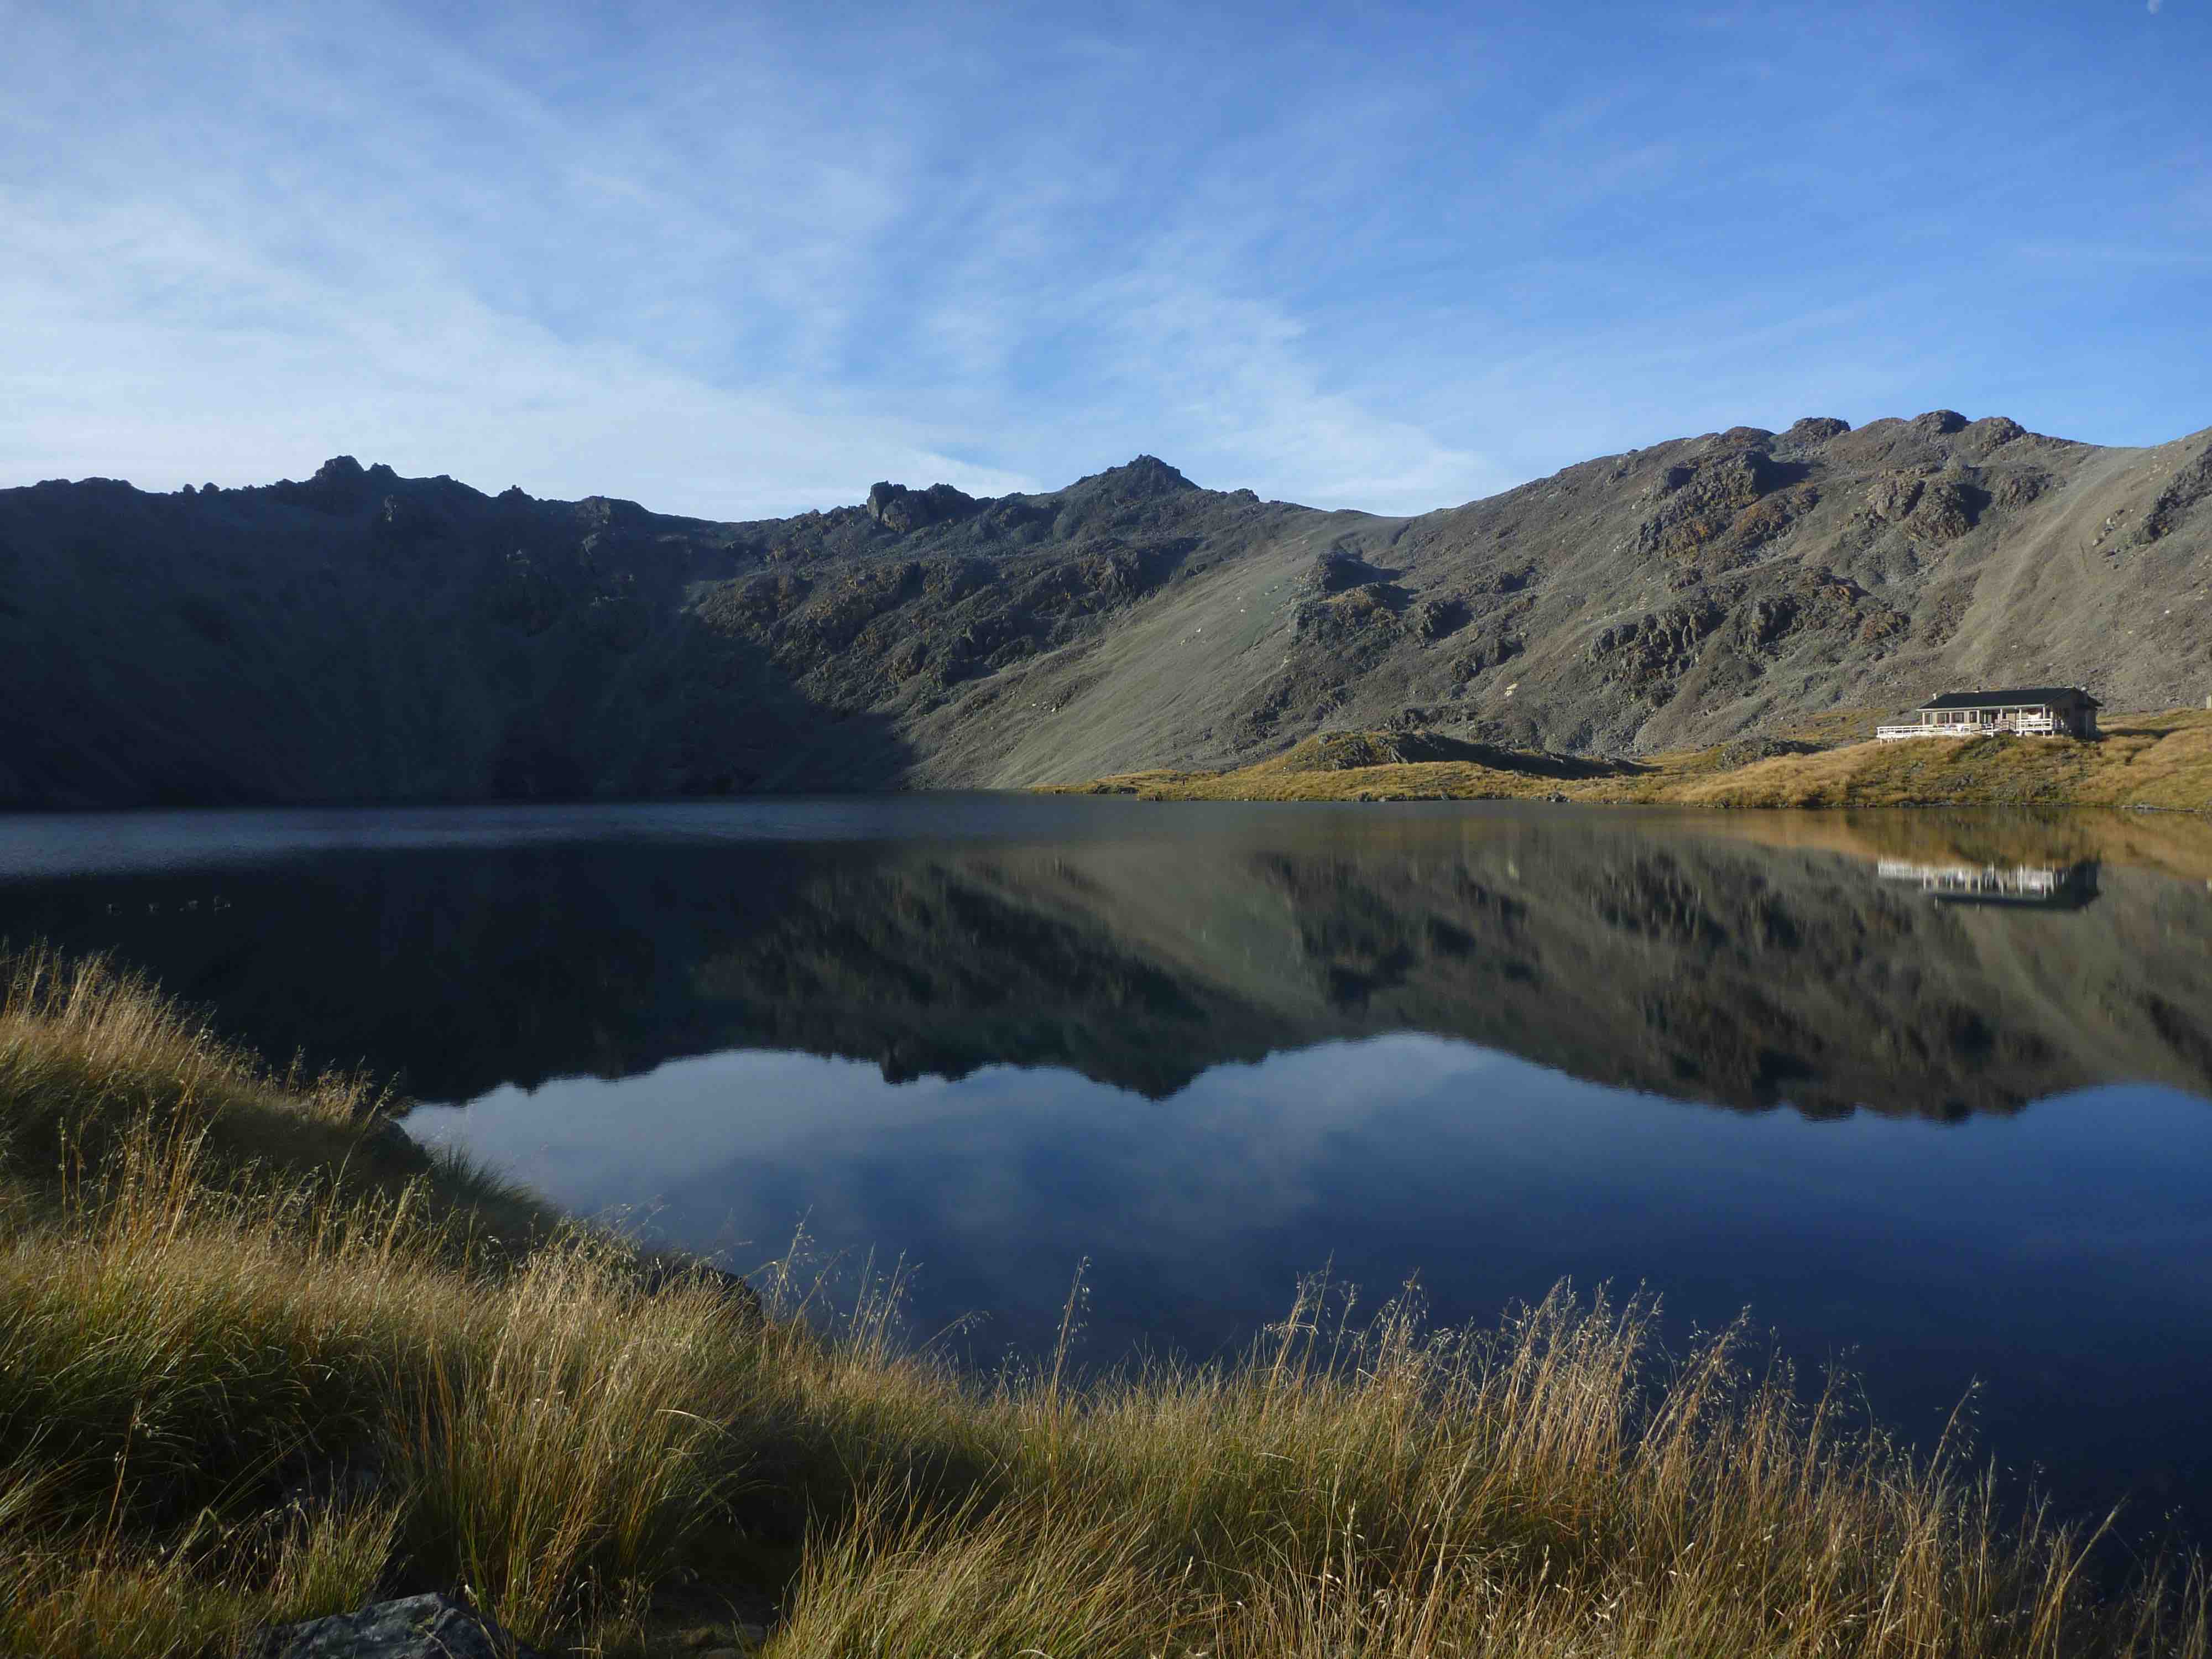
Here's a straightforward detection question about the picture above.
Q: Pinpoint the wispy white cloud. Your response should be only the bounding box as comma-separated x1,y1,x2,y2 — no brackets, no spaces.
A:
0,0,1014,512
3,0,1500,514
2,0,2208,518
1078,271,1501,510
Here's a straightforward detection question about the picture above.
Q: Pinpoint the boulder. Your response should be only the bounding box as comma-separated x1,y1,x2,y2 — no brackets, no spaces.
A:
251,1592,543,1659
1865,472,1926,521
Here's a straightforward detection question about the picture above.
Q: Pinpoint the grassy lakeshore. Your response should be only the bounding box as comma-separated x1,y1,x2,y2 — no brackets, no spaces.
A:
1050,707,2212,813
3,952,2208,1657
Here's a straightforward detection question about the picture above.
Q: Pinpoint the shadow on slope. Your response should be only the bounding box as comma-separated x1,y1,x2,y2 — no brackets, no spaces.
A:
1261,731,1640,780
0,462,917,806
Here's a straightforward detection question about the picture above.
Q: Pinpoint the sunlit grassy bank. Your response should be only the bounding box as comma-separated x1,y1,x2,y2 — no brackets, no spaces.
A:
1055,707,2212,813
3,952,2206,1657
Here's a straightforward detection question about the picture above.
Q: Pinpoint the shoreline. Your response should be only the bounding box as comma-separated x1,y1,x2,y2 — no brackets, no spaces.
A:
1045,706,2212,814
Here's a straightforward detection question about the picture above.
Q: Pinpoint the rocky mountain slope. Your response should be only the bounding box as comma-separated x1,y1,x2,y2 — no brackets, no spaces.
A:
3,412,2209,807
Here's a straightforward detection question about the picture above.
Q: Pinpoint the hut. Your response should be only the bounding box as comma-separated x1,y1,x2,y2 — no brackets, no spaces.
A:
1876,686,2100,741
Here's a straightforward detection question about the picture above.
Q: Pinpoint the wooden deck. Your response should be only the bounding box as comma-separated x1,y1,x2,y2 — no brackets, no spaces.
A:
1877,713,2063,740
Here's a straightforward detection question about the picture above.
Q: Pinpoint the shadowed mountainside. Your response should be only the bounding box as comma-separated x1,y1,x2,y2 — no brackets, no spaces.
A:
4,412,2211,806
7,808,2209,1118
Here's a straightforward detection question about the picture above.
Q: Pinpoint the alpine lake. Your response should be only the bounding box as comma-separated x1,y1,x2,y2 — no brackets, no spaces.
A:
6,797,2210,1548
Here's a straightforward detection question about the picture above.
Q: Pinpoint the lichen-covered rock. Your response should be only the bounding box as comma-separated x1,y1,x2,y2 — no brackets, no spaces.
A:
1865,472,1926,521
1740,595,1799,649
1989,469,2052,511
1590,599,1728,702
2135,444,2212,546
1718,482,1819,563
1637,447,1783,560
1904,477,1984,541
1779,416,1851,446
1959,415,2026,455
251,1592,542,1659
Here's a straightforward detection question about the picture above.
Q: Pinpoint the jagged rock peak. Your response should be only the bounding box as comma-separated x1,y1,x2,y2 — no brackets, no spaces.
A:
864,479,979,534
1960,415,2027,452
272,454,373,515
1781,416,1851,445
1101,455,1196,494
1045,456,1201,510
577,494,649,526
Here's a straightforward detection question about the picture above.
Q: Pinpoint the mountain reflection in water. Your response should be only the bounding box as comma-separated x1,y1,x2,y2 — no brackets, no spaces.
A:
6,801,2209,1118
4,799,2211,1536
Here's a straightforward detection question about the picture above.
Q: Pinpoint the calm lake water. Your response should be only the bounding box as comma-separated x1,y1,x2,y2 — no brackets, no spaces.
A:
4,797,2211,1540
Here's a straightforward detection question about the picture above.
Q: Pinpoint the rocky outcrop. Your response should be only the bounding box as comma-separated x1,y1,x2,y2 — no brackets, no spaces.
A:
251,1593,542,1659
864,479,978,533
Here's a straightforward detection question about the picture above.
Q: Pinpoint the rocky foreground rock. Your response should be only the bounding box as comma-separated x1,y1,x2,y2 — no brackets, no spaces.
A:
3,413,2208,806
251,1593,541,1659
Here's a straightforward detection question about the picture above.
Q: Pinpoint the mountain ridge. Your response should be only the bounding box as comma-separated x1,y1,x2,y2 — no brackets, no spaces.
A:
3,411,2209,808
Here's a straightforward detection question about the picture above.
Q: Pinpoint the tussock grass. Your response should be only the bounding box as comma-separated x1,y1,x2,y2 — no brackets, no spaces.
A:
1677,709,2212,810
3,951,2207,1656
1053,707,2212,812
769,1286,2209,1658
0,951,754,1652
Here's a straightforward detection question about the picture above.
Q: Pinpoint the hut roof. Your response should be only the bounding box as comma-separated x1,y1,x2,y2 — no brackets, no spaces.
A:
1915,686,2099,711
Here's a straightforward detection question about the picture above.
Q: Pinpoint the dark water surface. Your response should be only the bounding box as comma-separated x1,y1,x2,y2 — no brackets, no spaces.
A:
5,797,2211,1539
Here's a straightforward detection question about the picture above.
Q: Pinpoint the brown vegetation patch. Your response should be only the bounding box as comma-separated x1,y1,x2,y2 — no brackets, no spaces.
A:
1056,710,2212,816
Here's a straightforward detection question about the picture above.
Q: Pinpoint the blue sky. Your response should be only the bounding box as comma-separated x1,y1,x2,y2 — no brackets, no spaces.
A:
3,1,2207,518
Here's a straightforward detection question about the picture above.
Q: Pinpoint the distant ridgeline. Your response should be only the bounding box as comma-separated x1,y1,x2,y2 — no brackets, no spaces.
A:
3,411,2210,807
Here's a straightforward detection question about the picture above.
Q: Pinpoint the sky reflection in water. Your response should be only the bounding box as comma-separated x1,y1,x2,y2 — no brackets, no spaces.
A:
415,1039,2212,1535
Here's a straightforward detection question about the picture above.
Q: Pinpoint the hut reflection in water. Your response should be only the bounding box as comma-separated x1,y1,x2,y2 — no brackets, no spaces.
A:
1876,858,2101,910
